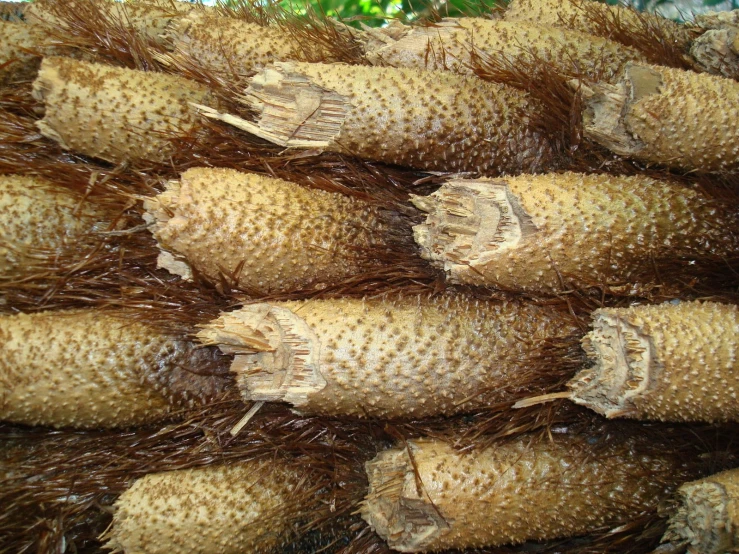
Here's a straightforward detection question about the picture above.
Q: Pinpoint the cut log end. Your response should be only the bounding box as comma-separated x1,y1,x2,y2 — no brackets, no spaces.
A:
197,304,326,409
691,27,739,79
411,179,536,285
568,311,654,418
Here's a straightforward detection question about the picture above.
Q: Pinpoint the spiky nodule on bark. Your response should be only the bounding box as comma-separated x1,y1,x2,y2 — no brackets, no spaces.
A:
197,295,579,419
662,467,739,554
103,460,305,554
32,56,214,165
0,174,107,278
0,309,224,429
361,431,691,552
199,61,553,175
580,62,739,173
569,301,739,423
367,18,646,83
143,167,398,295
411,172,736,295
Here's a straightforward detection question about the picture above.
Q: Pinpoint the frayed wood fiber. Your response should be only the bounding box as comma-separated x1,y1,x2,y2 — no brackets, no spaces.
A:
692,11,739,79
568,301,739,422
662,467,739,554
32,56,215,164
144,167,398,295
367,18,647,83
198,61,553,174
361,432,692,552
580,62,739,172
197,295,579,419
411,172,737,295
0,309,225,429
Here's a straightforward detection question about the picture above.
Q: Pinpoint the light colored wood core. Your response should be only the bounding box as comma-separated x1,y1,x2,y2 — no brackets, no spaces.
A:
197,296,578,419
361,434,687,552
32,56,214,164
569,301,739,422
662,468,739,554
580,62,739,172
104,460,303,554
367,18,646,82
411,172,735,294
143,167,394,295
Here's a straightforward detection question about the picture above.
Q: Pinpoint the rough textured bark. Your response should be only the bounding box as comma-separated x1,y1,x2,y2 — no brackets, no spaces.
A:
662,468,739,554
32,56,214,164
568,301,739,422
580,62,739,172
197,295,579,419
0,174,106,277
411,172,736,294
692,11,739,79
104,460,304,554
198,61,553,174
366,18,646,82
143,167,396,295
361,433,691,552
0,309,223,429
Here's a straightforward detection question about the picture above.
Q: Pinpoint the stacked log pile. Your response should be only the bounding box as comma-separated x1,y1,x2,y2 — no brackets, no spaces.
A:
1,0,738,553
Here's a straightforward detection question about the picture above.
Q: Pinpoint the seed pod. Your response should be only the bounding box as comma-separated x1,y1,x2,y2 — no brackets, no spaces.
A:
143,167,397,295
198,61,553,174
197,295,579,419
0,174,106,278
32,56,215,164
25,0,197,45
367,18,646,83
361,432,689,552
163,10,308,84
411,172,736,295
662,467,739,554
104,460,305,554
503,0,693,52
568,301,739,423
0,309,223,429
580,62,739,172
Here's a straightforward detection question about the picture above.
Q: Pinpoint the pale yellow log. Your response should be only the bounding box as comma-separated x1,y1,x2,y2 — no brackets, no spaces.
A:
199,61,552,174
0,20,76,85
580,62,739,172
197,295,578,419
143,167,394,295
104,460,303,554
662,467,739,554
504,0,692,51
411,172,735,294
0,174,106,277
0,309,203,429
361,434,686,552
367,18,646,82
32,56,214,164
569,301,739,422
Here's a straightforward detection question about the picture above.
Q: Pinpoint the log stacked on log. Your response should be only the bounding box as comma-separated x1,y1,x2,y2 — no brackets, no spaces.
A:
1,1,738,553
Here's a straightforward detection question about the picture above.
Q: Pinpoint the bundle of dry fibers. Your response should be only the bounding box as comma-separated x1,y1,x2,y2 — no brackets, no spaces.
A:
366,18,647,83
0,309,226,429
503,0,694,54
196,295,580,419
197,61,554,174
0,2,26,22
411,172,738,295
361,431,692,552
143,167,400,295
661,467,739,554
32,56,215,165
24,0,198,46
0,174,107,278
567,301,739,423
580,62,739,172
103,459,307,554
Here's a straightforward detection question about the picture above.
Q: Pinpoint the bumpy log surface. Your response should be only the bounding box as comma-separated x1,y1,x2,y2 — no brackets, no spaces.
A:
568,301,739,422
197,295,579,419
362,433,690,552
